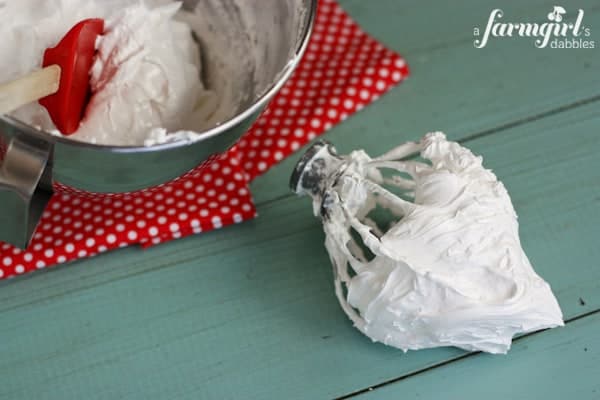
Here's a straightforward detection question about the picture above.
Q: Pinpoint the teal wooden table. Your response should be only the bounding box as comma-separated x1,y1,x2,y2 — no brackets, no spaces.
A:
1,1,599,399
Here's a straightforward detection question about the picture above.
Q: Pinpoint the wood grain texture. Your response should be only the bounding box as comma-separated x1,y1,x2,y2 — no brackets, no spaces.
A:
251,1,600,204
1,103,598,399
349,311,600,400
1,1,599,399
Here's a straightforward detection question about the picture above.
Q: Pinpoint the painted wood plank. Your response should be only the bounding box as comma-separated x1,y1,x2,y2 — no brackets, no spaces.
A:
250,1,600,204
341,0,584,55
0,103,598,399
0,2,598,398
349,311,600,400
2,1,597,299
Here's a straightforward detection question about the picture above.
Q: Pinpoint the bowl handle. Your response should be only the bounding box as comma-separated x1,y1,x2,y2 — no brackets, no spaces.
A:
0,127,52,249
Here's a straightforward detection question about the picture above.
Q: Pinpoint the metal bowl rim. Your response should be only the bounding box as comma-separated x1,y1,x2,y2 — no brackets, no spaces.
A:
0,0,317,155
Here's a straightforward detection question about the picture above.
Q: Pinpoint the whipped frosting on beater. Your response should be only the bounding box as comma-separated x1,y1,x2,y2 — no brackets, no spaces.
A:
294,133,563,354
2,0,215,146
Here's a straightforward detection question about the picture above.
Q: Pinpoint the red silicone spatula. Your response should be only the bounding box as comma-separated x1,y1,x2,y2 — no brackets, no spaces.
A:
0,18,104,134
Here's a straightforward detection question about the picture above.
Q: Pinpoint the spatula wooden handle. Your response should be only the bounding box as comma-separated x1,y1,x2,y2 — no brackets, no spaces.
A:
0,65,61,115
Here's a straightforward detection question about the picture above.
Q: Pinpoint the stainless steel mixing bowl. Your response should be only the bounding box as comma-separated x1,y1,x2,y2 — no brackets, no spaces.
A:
0,0,316,247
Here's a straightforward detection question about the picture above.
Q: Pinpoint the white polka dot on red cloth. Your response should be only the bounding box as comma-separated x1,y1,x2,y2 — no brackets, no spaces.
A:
0,0,408,280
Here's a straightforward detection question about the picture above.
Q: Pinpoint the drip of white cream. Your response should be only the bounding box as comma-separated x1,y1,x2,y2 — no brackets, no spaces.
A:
302,133,563,354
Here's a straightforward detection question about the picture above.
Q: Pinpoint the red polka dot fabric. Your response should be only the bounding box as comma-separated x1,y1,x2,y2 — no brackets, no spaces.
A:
0,0,409,280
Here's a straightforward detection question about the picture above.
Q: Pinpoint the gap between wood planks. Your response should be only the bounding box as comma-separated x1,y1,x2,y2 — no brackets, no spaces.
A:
335,308,600,400
256,93,600,209
4,93,598,311
0,221,320,313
